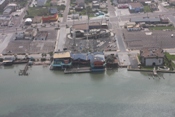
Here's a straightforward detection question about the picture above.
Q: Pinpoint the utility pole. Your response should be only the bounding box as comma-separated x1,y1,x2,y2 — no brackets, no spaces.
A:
86,5,89,52
16,28,17,34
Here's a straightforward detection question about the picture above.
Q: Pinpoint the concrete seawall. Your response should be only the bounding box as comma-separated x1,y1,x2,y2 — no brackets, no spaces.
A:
128,68,175,73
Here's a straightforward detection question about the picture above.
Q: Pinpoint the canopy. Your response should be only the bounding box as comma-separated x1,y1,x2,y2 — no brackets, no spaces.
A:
25,18,32,22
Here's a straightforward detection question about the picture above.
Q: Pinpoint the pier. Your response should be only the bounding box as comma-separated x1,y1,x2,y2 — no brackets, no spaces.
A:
19,63,29,76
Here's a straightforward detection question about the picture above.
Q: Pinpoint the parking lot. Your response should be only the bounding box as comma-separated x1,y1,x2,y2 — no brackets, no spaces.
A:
3,29,57,54
123,30,175,50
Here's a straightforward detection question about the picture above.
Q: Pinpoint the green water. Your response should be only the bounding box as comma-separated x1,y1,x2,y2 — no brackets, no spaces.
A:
0,65,175,117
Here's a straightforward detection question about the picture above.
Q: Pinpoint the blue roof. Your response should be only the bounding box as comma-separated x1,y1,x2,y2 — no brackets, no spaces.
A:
90,52,105,62
71,53,92,60
50,7,58,14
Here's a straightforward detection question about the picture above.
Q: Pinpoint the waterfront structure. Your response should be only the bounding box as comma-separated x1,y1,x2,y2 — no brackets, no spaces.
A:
90,52,106,72
42,14,58,23
3,56,15,66
140,48,164,66
51,52,72,69
71,53,91,66
106,54,118,68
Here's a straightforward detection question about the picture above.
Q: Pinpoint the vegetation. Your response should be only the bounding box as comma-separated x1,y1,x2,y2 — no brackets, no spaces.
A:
25,1,65,18
26,7,49,18
45,0,51,7
165,5,175,9
165,52,175,60
164,52,175,70
144,5,152,12
137,54,141,61
149,26,175,30
57,5,66,11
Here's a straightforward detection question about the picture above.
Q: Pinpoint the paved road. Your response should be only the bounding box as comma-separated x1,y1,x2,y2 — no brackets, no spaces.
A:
55,0,70,51
56,27,67,51
107,1,126,52
0,33,14,54
63,0,70,22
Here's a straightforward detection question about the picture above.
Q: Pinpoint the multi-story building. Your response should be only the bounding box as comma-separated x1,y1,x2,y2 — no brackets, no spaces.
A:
140,48,164,66
51,51,72,69
90,52,106,72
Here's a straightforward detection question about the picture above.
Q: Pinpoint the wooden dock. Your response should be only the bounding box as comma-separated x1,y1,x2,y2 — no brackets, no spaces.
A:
64,67,91,74
19,63,29,76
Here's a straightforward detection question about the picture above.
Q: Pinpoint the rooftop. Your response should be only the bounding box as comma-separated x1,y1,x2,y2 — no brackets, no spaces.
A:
32,16,41,23
53,52,71,59
123,30,175,49
130,17,161,22
140,48,164,58
129,2,143,8
71,53,91,60
72,22,101,30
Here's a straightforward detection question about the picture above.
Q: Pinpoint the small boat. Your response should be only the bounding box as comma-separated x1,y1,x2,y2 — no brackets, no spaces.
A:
153,67,157,76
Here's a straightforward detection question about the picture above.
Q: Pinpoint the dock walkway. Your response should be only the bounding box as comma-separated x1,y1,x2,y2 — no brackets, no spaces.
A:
19,63,29,76
64,67,91,74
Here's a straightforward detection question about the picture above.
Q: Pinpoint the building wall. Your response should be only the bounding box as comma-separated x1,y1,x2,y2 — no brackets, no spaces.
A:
144,57,164,66
42,14,58,22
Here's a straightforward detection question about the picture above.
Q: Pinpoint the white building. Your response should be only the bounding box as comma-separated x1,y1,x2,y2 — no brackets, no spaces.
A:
140,48,164,66
37,0,47,6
